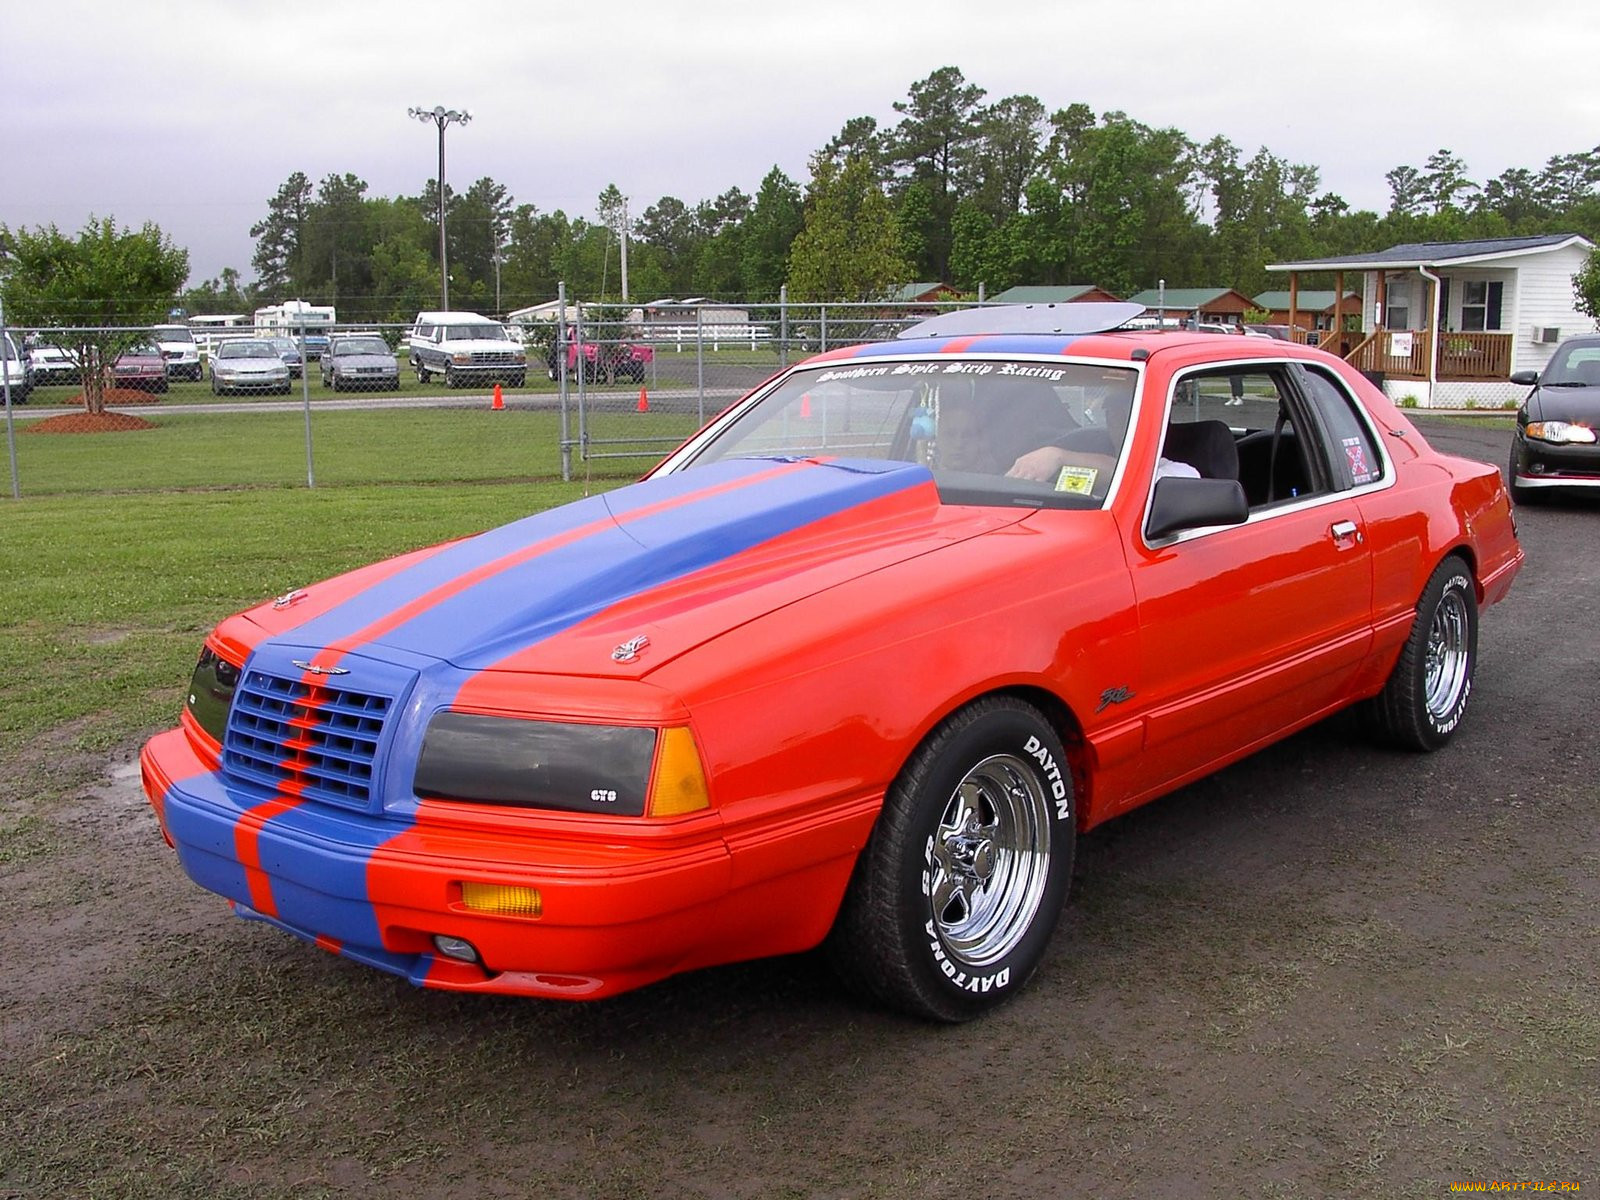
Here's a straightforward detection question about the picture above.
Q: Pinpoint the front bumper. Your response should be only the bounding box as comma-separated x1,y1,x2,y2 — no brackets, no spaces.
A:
140,727,737,999
216,373,289,391
1511,433,1600,487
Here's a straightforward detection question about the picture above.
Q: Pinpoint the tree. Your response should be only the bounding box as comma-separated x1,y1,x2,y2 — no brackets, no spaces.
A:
886,67,988,278
740,167,803,299
179,267,253,317
250,172,313,296
1575,249,1600,321
787,153,910,302
0,217,188,415
1421,149,1478,215
968,94,1047,221
823,116,886,172
1384,165,1427,218
301,173,371,310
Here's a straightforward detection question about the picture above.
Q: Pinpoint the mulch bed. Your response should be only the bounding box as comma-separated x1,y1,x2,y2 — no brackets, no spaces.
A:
21,388,164,433
24,410,158,434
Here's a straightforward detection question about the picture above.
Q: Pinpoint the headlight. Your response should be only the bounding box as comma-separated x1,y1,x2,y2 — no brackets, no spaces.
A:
414,713,709,817
1525,420,1597,444
186,646,240,745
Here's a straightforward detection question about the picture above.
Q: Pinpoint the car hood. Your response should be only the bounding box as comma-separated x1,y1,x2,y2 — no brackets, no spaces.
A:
217,356,285,369
332,354,396,368
435,337,518,352
233,458,1027,681
1526,382,1600,423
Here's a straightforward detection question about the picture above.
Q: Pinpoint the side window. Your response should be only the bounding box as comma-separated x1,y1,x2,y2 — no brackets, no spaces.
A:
1296,366,1386,491
1165,367,1319,508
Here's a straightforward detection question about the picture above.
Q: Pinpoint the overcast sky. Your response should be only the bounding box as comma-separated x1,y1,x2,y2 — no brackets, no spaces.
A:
4,0,1597,287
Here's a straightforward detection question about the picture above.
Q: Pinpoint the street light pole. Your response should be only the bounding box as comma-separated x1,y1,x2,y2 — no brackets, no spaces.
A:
407,105,471,311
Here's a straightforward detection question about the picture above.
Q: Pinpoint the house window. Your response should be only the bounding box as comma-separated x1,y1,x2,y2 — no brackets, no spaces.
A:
1383,277,1410,330
1460,281,1503,332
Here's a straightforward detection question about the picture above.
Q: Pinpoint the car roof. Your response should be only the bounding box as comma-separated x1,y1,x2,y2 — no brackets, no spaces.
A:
795,303,1328,367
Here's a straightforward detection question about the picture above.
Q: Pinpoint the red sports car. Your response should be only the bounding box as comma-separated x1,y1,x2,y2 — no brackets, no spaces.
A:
141,304,1522,1021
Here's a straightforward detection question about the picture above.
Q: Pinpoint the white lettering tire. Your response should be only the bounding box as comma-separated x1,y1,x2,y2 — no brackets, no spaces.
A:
827,697,1075,1022
1366,556,1478,751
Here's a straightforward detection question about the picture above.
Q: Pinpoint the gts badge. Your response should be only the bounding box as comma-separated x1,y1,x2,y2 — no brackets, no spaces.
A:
1096,685,1135,713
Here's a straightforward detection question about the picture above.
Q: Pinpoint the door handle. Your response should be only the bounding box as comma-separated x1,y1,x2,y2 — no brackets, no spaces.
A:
1330,520,1362,548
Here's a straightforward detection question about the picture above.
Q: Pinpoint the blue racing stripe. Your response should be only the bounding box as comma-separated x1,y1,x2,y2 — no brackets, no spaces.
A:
359,458,934,670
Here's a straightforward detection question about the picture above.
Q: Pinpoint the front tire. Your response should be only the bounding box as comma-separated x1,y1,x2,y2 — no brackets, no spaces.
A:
827,697,1075,1022
1366,556,1478,751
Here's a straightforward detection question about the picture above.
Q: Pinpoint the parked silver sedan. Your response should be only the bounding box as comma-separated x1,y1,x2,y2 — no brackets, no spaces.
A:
320,335,400,392
210,339,291,395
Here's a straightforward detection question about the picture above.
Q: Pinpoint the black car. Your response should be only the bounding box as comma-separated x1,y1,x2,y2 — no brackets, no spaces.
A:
1508,334,1600,502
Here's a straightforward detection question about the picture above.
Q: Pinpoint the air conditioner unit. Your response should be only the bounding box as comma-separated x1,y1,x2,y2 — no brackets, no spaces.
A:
1535,326,1561,344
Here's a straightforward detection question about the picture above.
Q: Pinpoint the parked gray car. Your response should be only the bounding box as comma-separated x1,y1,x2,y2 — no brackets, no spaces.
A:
320,336,400,391
210,339,291,395
266,337,305,379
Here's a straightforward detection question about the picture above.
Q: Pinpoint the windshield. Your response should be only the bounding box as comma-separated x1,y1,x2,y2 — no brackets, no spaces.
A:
1543,341,1600,386
679,358,1138,508
445,324,506,341
218,341,273,359
154,326,196,345
335,338,391,356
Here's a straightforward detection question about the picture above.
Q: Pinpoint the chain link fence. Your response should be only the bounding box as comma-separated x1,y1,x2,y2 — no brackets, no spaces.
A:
1,297,982,497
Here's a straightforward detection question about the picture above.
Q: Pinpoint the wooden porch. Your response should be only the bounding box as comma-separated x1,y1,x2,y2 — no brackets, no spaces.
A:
1338,330,1514,382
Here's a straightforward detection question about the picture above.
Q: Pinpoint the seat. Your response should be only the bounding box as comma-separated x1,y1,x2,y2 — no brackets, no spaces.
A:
1162,420,1239,480
1572,359,1600,387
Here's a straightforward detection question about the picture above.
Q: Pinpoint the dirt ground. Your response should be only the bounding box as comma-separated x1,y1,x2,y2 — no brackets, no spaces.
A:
2,418,1595,1199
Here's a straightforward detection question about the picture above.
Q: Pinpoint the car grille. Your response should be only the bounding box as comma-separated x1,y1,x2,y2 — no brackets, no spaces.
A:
469,351,519,365
222,668,393,810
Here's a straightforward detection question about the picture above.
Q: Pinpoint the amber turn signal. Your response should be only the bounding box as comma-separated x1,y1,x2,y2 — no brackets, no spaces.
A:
646,726,711,816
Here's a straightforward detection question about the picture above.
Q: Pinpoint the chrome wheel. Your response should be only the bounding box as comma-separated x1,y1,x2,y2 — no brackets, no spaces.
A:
927,753,1052,970
1424,585,1471,721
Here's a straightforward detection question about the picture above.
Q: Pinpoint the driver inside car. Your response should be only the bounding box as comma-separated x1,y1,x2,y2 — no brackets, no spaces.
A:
936,374,1196,496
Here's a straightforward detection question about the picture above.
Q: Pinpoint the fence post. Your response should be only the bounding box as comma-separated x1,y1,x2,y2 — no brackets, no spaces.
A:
820,305,828,354
299,312,315,488
574,298,588,468
557,281,571,482
695,304,705,424
779,285,788,368
1,298,19,500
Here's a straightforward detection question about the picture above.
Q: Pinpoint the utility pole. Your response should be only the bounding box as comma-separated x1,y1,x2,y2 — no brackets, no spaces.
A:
407,105,472,311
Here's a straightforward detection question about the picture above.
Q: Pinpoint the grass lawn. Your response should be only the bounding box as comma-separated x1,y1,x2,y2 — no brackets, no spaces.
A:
7,406,702,494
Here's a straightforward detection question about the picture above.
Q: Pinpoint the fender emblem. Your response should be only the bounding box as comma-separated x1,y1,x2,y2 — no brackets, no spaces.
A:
273,589,307,609
611,635,650,663
1096,685,1135,713
293,660,350,676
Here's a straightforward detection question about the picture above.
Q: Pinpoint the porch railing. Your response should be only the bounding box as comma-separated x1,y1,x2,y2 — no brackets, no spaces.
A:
1341,330,1512,381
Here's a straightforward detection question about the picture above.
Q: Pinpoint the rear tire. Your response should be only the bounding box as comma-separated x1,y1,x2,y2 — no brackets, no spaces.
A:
827,696,1075,1022
1365,556,1478,751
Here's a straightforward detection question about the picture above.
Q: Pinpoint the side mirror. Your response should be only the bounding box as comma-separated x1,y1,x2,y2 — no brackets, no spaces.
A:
1146,476,1250,541
1509,370,1539,386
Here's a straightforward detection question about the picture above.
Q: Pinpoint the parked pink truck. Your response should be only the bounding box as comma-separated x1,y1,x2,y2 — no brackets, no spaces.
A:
546,325,654,384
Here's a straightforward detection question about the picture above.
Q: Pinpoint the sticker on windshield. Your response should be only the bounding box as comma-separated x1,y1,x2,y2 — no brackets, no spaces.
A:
1054,465,1098,494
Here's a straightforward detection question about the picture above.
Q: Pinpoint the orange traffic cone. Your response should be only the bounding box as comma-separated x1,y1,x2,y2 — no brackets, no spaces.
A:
491,383,504,411
637,387,649,412
799,393,812,419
